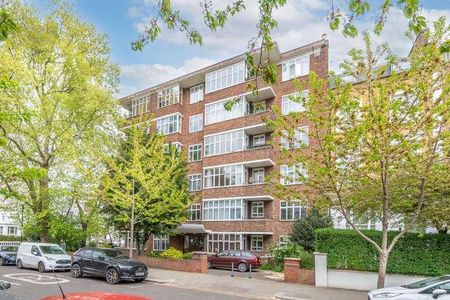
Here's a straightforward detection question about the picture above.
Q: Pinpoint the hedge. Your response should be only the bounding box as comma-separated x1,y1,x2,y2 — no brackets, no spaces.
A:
0,235,21,241
315,228,450,276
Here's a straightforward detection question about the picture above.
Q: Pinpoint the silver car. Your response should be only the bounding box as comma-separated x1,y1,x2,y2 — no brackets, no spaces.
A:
368,275,450,299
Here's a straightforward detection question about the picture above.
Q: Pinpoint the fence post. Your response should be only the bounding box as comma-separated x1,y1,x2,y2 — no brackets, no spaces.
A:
314,252,328,288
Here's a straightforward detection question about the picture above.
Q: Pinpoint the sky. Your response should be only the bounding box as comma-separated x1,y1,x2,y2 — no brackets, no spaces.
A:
26,0,450,98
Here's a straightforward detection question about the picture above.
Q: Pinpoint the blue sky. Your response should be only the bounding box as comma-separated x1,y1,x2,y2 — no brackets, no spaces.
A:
26,0,450,97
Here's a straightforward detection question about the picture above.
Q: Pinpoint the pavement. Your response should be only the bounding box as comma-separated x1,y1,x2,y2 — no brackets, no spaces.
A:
0,265,368,300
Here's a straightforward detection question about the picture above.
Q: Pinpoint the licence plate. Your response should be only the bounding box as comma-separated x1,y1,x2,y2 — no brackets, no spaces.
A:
135,272,145,276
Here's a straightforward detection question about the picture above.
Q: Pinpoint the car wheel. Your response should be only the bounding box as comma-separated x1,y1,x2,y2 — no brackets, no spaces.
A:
135,278,145,283
16,259,23,269
0,257,4,266
38,261,46,273
71,263,82,278
105,268,119,284
238,262,247,272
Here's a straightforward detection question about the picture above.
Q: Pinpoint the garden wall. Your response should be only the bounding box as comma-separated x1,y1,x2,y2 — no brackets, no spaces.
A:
136,252,208,273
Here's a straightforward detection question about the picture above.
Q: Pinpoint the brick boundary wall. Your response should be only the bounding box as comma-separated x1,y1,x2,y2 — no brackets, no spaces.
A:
136,252,208,273
284,257,315,285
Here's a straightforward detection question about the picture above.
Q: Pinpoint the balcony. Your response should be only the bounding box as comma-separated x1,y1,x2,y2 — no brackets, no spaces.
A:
202,182,273,200
203,144,276,166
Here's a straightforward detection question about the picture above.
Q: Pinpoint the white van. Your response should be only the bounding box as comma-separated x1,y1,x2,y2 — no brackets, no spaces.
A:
16,242,71,272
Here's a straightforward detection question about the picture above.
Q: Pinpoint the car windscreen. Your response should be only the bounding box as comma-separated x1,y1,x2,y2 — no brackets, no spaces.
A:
403,276,450,289
1,246,18,252
39,245,66,255
102,249,129,258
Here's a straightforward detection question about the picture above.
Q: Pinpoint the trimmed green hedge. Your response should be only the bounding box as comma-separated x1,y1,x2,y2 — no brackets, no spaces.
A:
0,235,21,241
315,228,450,276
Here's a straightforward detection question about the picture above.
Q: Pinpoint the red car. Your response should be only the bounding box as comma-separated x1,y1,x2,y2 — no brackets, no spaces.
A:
208,250,261,272
41,292,152,300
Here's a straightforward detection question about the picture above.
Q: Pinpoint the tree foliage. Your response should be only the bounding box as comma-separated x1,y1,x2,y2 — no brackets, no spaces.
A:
290,208,333,252
100,121,190,257
0,0,119,241
270,18,450,288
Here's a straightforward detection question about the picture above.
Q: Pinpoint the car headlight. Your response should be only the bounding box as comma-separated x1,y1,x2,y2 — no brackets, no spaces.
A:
118,265,133,270
373,292,402,298
44,256,56,261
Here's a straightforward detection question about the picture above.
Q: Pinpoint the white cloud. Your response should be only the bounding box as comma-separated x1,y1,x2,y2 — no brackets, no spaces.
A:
117,57,215,97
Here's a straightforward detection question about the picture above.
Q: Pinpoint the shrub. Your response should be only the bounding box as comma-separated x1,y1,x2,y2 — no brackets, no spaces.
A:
87,241,97,247
291,208,333,252
315,228,450,276
267,243,314,271
182,252,193,260
0,235,21,241
160,247,184,260
146,251,161,258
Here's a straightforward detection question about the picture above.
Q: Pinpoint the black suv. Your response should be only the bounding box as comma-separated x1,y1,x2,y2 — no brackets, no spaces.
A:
71,247,148,284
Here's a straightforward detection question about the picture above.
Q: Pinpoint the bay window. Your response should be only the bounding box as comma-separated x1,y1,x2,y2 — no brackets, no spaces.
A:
153,235,169,251
205,61,246,93
207,233,242,253
204,130,245,156
204,164,244,188
203,199,244,220
156,113,182,135
130,95,151,117
157,85,180,108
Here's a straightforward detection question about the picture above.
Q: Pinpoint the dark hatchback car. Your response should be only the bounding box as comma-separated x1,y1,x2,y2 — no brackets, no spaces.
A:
0,245,18,266
71,247,148,284
208,250,261,272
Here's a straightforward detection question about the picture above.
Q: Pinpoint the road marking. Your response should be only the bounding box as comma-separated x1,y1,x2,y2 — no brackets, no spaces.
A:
3,273,70,285
0,279,20,286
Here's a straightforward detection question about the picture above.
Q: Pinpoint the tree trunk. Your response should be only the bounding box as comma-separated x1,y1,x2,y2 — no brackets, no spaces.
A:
38,174,50,242
129,197,135,258
377,251,389,288
80,222,88,247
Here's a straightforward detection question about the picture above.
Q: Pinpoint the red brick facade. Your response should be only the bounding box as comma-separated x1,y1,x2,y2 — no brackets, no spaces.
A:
121,39,329,255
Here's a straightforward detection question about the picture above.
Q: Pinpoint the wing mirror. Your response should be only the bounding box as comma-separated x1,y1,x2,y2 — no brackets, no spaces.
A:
0,282,11,290
432,289,447,299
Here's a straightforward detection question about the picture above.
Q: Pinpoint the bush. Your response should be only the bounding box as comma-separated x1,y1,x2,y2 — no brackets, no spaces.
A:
146,251,161,258
182,252,193,260
315,228,450,276
0,235,21,241
87,241,97,247
291,208,333,252
265,243,314,272
160,247,184,260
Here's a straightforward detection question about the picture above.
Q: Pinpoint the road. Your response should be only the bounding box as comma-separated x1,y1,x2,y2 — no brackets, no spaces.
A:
0,266,263,300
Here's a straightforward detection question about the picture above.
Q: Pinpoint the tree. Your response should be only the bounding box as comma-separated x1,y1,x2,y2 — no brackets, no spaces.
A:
100,122,190,258
270,19,449,288
132,0,427,88
291,208,333,252
0,1,119,241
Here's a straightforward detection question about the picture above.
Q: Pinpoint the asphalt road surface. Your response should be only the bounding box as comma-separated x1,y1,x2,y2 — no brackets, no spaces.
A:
0,266,262,300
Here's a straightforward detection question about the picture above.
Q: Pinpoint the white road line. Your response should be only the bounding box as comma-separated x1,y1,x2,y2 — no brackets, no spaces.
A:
3,273,70,285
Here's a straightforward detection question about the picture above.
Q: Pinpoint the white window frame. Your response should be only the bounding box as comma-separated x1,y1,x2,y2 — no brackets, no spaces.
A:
153,235,169,251
204,97,246,125
251,168,265,184
281,126,309,150
251,201,264,218
279,236,291,246
250,235,263,251
188,204,202,221
188,144,202,162
156,113,182,135
190,84,204,104
203,199,244,221
205,61,246,93
157,85,181,108
188,174,202,192
281,54,310,81
7,226,17,236
207,233,243,253
252,134,266,147
189,114,203,133
130,95,151,117
280,200,306,221
281,90,308,115
204,129,245,156
203,164,244,188
280,164,307,185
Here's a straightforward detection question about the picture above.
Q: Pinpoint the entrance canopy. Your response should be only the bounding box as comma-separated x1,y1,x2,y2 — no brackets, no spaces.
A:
175,224,212,234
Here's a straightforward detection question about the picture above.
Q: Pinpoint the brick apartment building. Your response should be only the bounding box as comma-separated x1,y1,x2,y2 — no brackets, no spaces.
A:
120,38,329,255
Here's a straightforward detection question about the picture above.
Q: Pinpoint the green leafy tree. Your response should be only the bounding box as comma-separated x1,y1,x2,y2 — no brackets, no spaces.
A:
270,19,449,288
132,0,427,88
0,1,119,241
100,122,190,258
291,208,333,252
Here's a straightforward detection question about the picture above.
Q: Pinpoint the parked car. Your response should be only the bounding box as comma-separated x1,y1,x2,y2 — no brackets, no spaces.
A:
0,245,18,266
0,281,22,300
368,275,450,299
41,292,152,300
70,247,148,284
208,250,261,272
16,242,71,272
